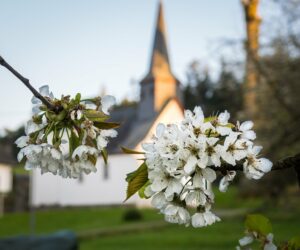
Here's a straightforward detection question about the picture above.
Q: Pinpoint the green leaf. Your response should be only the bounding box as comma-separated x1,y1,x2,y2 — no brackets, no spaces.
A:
288,235,300,250
125,162,148,201
245,214,273,236
69,129,80,156
88,154,97,166
75,93,81,103
204,116,217,122
121,146,144,155
138,181,151,199
94,121,120,129
101,148,108,165
83,110,109,122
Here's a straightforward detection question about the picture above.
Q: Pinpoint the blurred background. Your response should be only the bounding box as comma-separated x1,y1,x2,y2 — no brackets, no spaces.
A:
0,0,299,249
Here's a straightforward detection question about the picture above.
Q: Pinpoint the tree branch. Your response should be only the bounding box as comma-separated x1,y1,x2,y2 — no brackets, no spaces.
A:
211,153,300,182
0,55,60,113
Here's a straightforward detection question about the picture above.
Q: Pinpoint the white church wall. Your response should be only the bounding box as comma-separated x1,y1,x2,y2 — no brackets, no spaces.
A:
136,99,184,152
0,164,12,193
32,155,140,207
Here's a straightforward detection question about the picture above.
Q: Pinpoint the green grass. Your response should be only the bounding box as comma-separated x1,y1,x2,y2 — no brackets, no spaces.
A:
0,187,298,250
0,207,161,237
80,211,300,250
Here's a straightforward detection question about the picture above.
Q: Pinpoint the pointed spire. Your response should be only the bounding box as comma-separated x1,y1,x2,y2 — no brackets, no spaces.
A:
141,0,176,83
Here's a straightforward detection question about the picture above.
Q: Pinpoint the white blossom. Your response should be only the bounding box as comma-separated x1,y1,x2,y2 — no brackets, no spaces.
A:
137,106,272,227
101,95,116,114
164,204,190,226
243,146,273,180
239,235,254,246
219,171,236,192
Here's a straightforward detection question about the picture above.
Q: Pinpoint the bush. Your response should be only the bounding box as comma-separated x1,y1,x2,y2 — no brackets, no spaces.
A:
122,208,143,222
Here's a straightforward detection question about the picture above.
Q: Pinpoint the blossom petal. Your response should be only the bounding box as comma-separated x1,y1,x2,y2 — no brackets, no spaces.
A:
101,95,116,114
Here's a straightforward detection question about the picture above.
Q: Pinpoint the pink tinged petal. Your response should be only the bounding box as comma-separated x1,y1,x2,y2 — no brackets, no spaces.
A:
239,235,254,246
242,130,256,140
240,121,254,132
156,123,165,138
258,158,273,173
184,156,197,174
101,95,116,115
202,168,216,183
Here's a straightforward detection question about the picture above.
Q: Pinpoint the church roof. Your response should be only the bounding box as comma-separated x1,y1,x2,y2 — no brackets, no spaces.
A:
107,97,182,154
141,1,179,84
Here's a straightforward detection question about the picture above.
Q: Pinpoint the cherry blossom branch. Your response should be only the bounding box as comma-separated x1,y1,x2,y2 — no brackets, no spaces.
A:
0,55,60,113
212,153,300,176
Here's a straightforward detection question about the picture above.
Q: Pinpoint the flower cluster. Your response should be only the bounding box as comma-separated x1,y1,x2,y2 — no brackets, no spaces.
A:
15,85,118,178
237,232,277,250
126,106,272,228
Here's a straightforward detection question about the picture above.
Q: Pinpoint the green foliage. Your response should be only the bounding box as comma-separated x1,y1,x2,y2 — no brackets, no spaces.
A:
82,110,109,122
288,235,300,250
125,162,149,201
183,60,242,120
138,181,151,199
93,121,120,129
101,148,108,165
245,214,273,236
121,146,144,155
122,209,143,222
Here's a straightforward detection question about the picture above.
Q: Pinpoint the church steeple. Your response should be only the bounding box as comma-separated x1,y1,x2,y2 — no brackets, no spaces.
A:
141,0,177,84
139,1,181,120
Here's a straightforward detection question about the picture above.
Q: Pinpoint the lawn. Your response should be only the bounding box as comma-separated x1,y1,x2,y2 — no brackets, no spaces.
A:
0,186,299,250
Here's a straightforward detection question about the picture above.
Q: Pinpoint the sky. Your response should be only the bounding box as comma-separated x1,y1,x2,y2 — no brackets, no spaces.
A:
0,0,246,132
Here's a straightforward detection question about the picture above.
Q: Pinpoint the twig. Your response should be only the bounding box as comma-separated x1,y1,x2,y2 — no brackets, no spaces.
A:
211,153,300,173
0,55,60,113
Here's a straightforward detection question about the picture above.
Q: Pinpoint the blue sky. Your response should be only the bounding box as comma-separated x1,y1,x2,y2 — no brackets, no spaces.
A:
0,0,246,132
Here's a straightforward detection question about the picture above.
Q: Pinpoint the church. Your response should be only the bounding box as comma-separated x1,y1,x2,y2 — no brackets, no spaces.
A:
31,2,184,207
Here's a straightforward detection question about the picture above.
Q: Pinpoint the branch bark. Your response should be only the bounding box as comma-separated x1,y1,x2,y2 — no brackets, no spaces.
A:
0,55,60,113
211,153,300,185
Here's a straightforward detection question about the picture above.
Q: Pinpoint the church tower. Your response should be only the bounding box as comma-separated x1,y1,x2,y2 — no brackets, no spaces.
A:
138,1,181,120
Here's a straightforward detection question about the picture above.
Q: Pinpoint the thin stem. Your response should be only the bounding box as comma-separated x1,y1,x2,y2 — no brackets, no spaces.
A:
210,153,300,173
0,55,59,112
